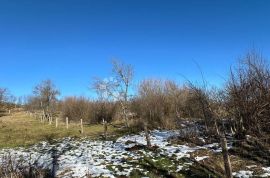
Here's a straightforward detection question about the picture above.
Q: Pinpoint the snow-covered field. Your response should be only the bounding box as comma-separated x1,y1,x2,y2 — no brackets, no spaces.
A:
0,130,269,178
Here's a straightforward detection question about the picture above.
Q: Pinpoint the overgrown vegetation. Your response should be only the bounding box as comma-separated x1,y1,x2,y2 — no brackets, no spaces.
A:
1,52,270,177
61,96,117,124
226,51,270,138
2,53,270,140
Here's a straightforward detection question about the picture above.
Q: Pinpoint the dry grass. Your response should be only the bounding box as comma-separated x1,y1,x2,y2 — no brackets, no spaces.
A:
190,148,268,177
0,111,118,148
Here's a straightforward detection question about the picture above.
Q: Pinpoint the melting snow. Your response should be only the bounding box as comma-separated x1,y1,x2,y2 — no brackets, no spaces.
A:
233,170,253,178
194,156,208,161
260,167,270,177
0,130,221,178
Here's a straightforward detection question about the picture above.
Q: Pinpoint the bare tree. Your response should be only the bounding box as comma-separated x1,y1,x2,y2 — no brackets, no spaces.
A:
0,88,8,107
33,80,60,120
17,96,23,107
8,95,17,109
93,60,134,127
0,88,9,114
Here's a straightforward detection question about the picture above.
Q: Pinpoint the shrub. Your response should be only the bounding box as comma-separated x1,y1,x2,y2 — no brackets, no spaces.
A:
61,96,93,123
226,51,270,137
61,96,117,124
131,79,204,129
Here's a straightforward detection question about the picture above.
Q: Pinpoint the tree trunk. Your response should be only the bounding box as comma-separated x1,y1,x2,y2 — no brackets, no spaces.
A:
144,122,151,148
121,103,129,128
214,119,220,136
49,116,53,125
220,135,232,178
124,110,129,128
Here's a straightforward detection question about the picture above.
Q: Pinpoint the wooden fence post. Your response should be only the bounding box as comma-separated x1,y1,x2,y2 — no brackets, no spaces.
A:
104,120,107,140
66,117,69,129
80,119,83,134
144,122,151,148
221,135,232,178
49,116,52,125
55,117,58,128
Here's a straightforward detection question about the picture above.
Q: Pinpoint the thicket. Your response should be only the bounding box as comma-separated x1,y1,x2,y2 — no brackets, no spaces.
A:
225,52,270,138
61,97,117,124
17,52,270,139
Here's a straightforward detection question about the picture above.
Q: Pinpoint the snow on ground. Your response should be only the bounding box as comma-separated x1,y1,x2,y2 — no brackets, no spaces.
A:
233,170,254,178
260,167,270,177
0,129,267,178
0,130,214,177
233,167,270,178
194,156,209,161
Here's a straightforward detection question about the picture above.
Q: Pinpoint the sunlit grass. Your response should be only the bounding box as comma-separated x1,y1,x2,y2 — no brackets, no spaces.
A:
0,112,117,148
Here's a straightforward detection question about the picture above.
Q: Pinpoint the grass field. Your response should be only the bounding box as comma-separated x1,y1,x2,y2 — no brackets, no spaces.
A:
0,112,118,148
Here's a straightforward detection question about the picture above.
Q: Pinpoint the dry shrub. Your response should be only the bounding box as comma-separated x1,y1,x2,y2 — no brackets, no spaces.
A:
226,51,270,138
92,100,117,123
164,81,194,119
136,79,170,128
187,83,225,135
0,153,50,178
24,96,42,112
0,88,13,116
61,96,93,123
131,79,206,129
61,96,117,123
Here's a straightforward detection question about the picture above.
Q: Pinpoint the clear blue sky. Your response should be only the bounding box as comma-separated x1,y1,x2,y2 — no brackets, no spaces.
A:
1,0,270,98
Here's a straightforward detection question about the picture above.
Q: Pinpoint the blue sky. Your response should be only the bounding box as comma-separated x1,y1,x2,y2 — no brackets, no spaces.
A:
1,0,270,98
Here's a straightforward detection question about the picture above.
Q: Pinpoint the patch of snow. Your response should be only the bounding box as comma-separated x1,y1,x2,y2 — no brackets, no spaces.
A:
260,167,270,177
0,130,229,177
194,156,208,161
176,165,183,172
233,170,253,178
246,165,257,169
198,137,206,143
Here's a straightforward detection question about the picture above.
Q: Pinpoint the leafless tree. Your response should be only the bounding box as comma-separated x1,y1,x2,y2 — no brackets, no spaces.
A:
0,88,8,107
92,60,134,127
0,88,9,115
33,80,60,120
17,96,23,107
